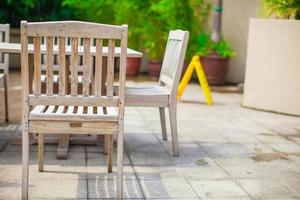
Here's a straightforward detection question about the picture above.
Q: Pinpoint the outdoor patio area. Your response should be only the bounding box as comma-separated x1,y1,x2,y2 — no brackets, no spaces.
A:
0,72,299,199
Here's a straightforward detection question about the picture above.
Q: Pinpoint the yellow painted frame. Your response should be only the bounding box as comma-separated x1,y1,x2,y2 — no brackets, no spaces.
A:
178,55,213,105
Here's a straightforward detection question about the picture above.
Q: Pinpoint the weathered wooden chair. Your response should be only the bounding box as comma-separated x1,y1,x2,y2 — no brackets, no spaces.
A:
0,24,9,122
21,21,127,200
123,30,189,156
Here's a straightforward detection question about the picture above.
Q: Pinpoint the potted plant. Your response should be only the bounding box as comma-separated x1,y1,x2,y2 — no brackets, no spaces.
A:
196,32,235,85
194,0,235,85
114,0,148,76
143,0,211,79
243,0,300,116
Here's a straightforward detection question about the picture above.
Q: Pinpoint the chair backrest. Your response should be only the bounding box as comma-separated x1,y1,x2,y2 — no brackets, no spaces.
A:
40,37,94,75
21,21,127,111
0,24,9,74
159,30,189,96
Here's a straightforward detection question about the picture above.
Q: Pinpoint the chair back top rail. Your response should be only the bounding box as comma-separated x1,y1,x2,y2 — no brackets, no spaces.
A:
0,24,9,73
159,30,189,96
21,20,127,108
27,21,124,38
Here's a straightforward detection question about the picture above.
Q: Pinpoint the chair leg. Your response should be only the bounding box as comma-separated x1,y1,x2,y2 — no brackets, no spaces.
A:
4,75,8,122
107,135,113,173
38,133,44,172
22,127,29,200
116,126,124,200
159,107,167,141
104,135,108,155
169,104,179,156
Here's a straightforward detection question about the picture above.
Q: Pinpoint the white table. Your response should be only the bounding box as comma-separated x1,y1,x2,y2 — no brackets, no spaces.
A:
0,42,143,57
0,42,143,159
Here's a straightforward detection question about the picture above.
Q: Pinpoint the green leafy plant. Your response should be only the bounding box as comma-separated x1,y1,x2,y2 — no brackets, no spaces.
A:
261,0,300,19
196,32,235,58
142,0,211,61
0,0,75,27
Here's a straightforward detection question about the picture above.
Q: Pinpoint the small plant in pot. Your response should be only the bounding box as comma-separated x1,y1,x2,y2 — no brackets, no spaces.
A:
196,32,235,85
143,20,166,79
145,37,166,79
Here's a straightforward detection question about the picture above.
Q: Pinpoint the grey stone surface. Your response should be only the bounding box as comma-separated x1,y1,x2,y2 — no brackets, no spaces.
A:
0,81,299,199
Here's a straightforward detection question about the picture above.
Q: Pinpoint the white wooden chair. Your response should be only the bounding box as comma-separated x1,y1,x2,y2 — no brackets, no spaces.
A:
0,24,9,122
123,30,189,156
21,21,127,200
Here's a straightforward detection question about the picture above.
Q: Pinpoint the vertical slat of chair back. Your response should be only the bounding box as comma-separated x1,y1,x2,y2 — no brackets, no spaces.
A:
58,37,66,95
107,39,115,97
159,30,189,93
70,37,79,96
94,39,103,97
33,37,41,95
22,21,127,108
0,24,10,74
46,37,54,95
83,38,90,96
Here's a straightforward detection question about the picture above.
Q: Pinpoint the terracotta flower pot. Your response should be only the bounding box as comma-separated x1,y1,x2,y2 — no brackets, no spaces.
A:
201,53,230,85
126,57,141,76
148,60,162,79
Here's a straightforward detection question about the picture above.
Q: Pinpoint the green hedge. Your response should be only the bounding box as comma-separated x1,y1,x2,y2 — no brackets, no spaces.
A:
0,0,212,61
0,0,75,27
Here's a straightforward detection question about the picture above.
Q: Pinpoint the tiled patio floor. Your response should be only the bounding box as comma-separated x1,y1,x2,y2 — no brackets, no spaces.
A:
0,76,300,199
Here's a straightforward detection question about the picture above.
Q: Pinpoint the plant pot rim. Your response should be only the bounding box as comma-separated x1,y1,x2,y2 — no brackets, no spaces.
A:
201,53,230,60
149,60,162,64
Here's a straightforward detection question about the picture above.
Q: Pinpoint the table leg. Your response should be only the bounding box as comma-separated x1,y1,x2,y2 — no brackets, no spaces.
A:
56,55,71,159
57,134,70,160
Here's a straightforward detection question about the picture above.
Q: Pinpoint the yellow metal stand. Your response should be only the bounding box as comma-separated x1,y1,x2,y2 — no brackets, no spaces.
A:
178,55,213,105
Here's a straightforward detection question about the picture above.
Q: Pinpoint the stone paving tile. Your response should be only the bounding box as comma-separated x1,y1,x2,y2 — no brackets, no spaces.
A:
1,81,300,199
140,179,198,199
88,179,143,199
199,142,253,159
87,165,136,180
214,158,278,179
176,157,230,180
0,140,7,151
31,179,87,199
129,148,173,166
237,178,298,198
133,165,184,180
4,143,58,152
189,180,249,199
87,151,131,165
0,179,29,200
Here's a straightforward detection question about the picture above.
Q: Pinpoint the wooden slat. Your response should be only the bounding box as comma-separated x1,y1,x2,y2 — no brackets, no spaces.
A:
95,39,103,96
46,37,53,95
33,37,41,95
58,37,66,95
97,106,104,115
27,21,123,39
83,38,90,96
28,94,119,107
77,106,84,115
87,106,93,115
106,107,117,116
56,106,65,113
66,106,74,114
45,105,55,114
107,39,115,97
70,37,78,96
29,121,118,135
31,105,46,114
